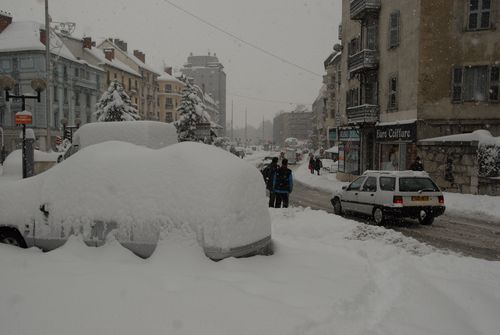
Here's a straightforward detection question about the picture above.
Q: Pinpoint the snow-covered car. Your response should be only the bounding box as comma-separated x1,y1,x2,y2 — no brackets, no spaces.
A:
330,170,446,225
0,141,272,260
58,121,178,161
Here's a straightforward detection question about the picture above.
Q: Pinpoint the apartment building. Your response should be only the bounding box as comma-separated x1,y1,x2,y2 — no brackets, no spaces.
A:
0,13,105,152
273,107,313,146
323,50,342,148
157,67,185,123
181,52,226,133
98,39,160,121
338,0,500,178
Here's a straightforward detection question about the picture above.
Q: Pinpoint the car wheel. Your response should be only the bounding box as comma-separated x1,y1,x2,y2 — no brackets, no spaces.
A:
332,198,343,215
0,229,27,248
372,207,385,225
418,210,434,225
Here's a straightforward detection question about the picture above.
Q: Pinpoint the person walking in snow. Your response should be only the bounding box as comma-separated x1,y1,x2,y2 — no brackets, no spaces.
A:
262,157,280,207
272,158,293,208
308,155,315,174
314,157,323,175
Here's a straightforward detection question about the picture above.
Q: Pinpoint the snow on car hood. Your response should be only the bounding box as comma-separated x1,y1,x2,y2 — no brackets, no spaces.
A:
0,141,271,250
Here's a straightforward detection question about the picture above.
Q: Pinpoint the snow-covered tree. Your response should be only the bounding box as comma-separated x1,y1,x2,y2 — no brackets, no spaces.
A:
94,80,140,122
478,145,500,177
174,78,211,142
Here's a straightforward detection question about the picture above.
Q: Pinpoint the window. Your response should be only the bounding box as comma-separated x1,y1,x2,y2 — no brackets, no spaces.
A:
399,178,439,192
86,94,91,108
63,65,68,80
362,177,377,192
380,177,396,191
74,68,79,77
165,84,172,93
388,75,398,110
53,86,58,102
346,88,359,108
452,67,463,102
64,88,68,104
20,57,34,69
347,176,366,191
114,73,117,79
348,37,360,56
389,11,400,49
75,92,80,106
165,98,173,108
464,66,488,101
490,66,499,101
129,78,132,90
468,0,491,30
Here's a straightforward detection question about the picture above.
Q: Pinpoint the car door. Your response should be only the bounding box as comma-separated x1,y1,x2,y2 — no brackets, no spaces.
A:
357,176,377,214
341,176,366,212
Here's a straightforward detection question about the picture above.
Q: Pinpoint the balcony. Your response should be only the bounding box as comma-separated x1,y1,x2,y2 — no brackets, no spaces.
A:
350,0,381,20
346,104,379,124
348,49,378,74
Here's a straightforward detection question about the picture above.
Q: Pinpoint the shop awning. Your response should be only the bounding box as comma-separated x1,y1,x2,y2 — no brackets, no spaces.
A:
325,146,339,154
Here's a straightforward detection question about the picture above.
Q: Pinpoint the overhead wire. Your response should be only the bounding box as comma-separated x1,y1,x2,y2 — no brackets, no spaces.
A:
162,0,323,78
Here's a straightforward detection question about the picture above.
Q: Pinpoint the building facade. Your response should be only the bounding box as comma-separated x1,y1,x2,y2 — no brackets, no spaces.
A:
273,107,313,146
98,39,160,121
157,67,185,123
0,14,105,153
323,51,342,148
181,53,226,133
337,0,500,180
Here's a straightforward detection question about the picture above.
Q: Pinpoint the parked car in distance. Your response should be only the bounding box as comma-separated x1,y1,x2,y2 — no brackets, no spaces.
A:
58,121,178,161
331,170,445,225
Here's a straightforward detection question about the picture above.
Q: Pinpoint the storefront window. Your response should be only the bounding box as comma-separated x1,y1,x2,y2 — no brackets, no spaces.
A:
379,143,417,171
343,141,360,175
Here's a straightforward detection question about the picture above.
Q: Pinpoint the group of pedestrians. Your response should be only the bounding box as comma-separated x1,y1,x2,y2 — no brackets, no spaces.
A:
262,157,293,208
308,154,323,175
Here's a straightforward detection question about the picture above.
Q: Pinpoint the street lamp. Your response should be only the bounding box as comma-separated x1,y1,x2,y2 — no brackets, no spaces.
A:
0,75,47,178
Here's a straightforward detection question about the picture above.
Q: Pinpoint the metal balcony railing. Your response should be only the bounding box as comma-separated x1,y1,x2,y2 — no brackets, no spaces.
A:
346,104,379,124
348,49,378,74
350,0,381,20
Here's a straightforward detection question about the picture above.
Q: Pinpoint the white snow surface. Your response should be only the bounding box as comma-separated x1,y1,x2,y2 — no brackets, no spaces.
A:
73,121,178,149
1,149,59,178
1,207,500,335
0,142,271,250
421,129,500,146
294,159,500,220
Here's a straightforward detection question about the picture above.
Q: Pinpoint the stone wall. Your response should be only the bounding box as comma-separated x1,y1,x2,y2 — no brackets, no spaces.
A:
418,141,480,194
478,177,500,196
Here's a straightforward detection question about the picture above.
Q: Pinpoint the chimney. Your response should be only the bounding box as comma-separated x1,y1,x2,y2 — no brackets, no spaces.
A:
134,49,145,63
104,48,115,61
0,10,12,33
164,67,172,75
40,29,47,46
83,37,92,49
114,38,127,52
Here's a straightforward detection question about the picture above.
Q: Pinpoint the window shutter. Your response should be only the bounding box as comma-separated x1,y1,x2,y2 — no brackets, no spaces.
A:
490,66,500,102
389,11,400,49
452,67,463,102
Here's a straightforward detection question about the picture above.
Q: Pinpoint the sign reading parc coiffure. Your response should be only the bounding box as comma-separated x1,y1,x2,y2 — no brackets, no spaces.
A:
375,121,417,142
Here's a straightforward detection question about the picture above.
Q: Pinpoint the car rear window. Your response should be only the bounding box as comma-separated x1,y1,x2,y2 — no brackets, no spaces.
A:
380,177,396,191
399,177,439,192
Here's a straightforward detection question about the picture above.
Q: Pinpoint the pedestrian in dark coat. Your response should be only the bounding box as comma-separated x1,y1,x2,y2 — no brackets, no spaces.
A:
314,157,323,175
410,156,424,171
262,157,280,207
308,156,315,174
272,159,293,208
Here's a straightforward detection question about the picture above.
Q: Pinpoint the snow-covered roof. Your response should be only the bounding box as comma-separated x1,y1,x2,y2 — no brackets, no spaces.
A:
0,21,77,62
97,39,161,75
157,72,185,85
420,130,500,146
84,48,141,77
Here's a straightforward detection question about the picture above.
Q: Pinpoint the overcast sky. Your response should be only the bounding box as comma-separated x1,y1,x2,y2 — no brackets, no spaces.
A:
3,0,342,128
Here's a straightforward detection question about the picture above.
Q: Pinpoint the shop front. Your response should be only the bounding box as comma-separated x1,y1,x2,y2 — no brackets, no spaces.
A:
375,121,417,171
338,127,360,177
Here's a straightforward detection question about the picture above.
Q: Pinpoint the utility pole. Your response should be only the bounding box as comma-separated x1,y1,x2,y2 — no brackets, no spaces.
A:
262,115,265,144
231,100,234,141
244,108,247,147
45,0,52,152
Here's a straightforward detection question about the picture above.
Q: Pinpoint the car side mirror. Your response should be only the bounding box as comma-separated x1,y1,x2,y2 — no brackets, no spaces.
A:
342,186,347,190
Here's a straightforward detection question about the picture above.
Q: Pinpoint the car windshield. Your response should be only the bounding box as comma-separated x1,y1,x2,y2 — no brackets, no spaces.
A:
399,177,440,192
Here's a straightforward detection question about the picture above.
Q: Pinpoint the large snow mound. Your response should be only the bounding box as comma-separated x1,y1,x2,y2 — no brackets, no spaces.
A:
0,141,271,251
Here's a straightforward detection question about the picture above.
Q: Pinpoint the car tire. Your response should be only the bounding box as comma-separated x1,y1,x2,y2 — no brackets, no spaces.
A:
0,229,27,248
372,207,385,225
418,210,434,225
332,198,343,215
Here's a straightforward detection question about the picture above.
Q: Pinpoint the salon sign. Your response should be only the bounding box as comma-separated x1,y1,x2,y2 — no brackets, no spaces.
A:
376,121,417,142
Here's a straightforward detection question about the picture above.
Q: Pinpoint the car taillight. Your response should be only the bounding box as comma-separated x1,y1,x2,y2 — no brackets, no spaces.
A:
438,195,444,204
393,196,403,205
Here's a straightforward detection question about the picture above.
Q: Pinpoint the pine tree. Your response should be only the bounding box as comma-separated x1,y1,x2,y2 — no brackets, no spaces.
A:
94,80,140,122
174,78,210,142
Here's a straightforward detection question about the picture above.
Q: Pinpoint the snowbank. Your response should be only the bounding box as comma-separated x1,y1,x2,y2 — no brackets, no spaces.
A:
1,149,60,177
1,208,499,335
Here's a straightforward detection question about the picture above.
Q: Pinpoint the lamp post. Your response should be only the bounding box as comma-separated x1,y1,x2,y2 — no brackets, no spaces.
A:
0,75,47,178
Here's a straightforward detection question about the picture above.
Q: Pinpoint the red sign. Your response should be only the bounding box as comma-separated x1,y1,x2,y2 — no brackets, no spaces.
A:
16,113,32,125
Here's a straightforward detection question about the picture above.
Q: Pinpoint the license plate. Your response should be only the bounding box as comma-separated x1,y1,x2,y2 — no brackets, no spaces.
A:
412,196,429,201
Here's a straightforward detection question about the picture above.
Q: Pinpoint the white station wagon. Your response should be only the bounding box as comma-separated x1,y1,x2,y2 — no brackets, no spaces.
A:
331,170,446,225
